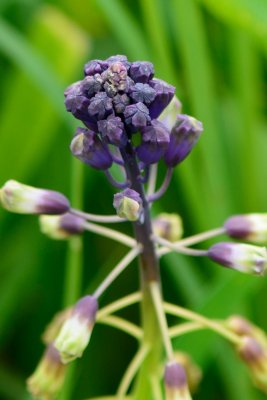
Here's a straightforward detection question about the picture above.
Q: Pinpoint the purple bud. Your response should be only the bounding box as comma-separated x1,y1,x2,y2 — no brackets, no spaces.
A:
98,116,127,146
106,55,131,69
113,94,130,114
65,90,90,121
88,92,114,121
74,295,98,322
60,213,85,234
129,61,154,83
84,59,108,76
124,102,151,132
208,242,267,275
137,120,170,164
164,362,187,388
64,81,84,97
70,127,113,170
130,83,156,105
164,114,203,167
80,74,103,98
148,79,175,119
224,214,267,244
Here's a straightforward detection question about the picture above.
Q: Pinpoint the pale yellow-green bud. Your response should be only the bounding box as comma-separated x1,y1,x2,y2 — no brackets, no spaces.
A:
54,295,98,364
164,361,192,400
175,352,202,393
159,96,182,130
113,188,143,222
39,213,85,240
153,213,183,242
42,308,72,345
27,343,66,400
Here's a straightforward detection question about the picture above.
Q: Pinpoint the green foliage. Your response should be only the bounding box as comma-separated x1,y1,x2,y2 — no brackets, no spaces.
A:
0,0,267,399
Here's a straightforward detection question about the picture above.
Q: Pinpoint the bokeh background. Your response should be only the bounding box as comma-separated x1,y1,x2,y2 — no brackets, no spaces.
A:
0,0,267,399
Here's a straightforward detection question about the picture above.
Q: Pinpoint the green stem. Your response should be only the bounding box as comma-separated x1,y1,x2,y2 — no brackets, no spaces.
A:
97,315,142,340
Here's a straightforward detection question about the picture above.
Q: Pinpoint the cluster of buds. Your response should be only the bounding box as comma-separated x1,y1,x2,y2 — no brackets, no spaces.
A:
65,55,203,172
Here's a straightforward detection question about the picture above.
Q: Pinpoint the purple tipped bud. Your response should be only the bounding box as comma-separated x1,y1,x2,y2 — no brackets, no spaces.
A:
98,116,127,146
124,102,151,132
224,214,267,244
164,361,192,400
27,343,66,399
39,213,85,240
55,295,98,363
164,114,203,167
88,92,114,121
70,127,113,170
208,242,267,276
129,61,154,83
226,316,267,349
84,59,108,76
129,83,156,105
148,79,175,119
136,120,170,164
175,352,202,393
0,180,70,215
81,74,103,98
113,189,143,221
112,93,130,114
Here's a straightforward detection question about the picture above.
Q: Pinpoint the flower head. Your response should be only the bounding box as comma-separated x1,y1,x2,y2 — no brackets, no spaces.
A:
0,180,70,215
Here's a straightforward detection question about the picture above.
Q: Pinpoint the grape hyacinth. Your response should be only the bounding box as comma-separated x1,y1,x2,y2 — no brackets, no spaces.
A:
1,55,267,399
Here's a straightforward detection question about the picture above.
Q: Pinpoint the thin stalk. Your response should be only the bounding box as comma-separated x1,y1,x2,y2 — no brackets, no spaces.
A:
97,315,142,340
83,221,136,248
97,292,141,319
153,235,208,256
149,375,163,400
147,168,173,203
147,163,158,196
164,302,241,345
149,281,174,360
169,321,204,338
158,227,225,256
70,208,125,223
93,246,142,299
117,344,150,399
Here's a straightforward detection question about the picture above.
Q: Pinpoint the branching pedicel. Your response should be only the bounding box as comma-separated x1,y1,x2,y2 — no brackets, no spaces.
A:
1,55,267,399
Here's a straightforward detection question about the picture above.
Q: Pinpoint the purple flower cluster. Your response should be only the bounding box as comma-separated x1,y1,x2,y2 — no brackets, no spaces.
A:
65,55,179,169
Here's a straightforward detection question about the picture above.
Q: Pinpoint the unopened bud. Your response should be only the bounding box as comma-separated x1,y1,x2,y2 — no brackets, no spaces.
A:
164,361,192,400
153,213,183,242
42,308,72,345
208,242,267,276
224,214,267,244
238,336,267,394
113,189,143,222
164,114,203,167
27,343,66,400
39,213,85,240
175,352,202,393
0,180,70,215
226,315,267,349
54,295,98,363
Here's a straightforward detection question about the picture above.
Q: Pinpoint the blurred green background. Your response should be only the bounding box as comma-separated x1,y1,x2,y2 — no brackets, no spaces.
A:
0,0,267,399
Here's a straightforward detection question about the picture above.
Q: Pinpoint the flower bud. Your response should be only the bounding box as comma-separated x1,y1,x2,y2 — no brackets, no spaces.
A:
153,213,183,242
124,102,151,132
54,295,98,363
113,189,143,222
208,242,267,276
148,78,175,119
159,96,182,130
164,361,192,400
42,308,73,345
224,214,267,244
0,180,70,215
164,115,203,167
98,115,127,146
70,127,113,170
175,352,202,393
238,336,267,394
226,315,267,348
129,61,154,83
129,83,156,105
39,213,85,240
136,120,170,165
27,343,66,400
